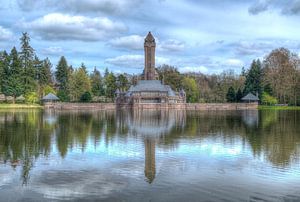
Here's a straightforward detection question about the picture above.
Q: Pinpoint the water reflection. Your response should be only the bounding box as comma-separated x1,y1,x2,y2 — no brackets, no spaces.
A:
0,109,300,200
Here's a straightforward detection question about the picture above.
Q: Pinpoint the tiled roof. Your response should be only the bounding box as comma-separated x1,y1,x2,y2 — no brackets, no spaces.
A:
241,93,259,101
42,93,59,101
127,80,176,97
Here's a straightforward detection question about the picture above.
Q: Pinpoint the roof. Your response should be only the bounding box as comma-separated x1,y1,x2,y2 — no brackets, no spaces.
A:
127,80,176,97
42,93,59,101
145,32,155,43
241,93,259,101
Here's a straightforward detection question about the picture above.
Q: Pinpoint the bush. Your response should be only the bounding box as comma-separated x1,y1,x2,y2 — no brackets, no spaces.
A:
43,85,56,96
80,91,92,103
25,92,39,104
261,92,278,105
57,90,69,102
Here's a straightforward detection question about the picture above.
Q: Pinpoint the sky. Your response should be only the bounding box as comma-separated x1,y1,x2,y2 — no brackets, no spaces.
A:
0,0,300,75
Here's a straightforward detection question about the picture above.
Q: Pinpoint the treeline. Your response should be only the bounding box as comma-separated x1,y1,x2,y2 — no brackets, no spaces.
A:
158,48,300,105
0,33,299,105
0,33,131,103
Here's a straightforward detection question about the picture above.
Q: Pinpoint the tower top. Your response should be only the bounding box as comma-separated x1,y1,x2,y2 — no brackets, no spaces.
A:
145,32,155,43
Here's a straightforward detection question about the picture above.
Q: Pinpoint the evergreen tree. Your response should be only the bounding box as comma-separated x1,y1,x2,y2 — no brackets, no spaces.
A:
4,47,24,102
90,67,104,96
104,68,109,78
20,32,36,93
0,51,6,93
104,72,117,98
55,56,70,101
236,88,243,102
39,58,52,86
226,86,236,102
1,51,10,94
244,59,263,97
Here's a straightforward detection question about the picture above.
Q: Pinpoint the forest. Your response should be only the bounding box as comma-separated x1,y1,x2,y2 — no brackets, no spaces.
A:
0,33,299,105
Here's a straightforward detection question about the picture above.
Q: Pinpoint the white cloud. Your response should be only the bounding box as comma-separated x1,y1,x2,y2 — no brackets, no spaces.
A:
41,46,63,56
108,35,144,50
0,26,13,41
21,13,127,41
223,59,244,67
179,66,208,73
105,54,170,68
159,39,185,52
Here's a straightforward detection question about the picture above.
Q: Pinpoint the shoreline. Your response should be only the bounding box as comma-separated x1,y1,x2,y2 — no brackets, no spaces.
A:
1,103,299,111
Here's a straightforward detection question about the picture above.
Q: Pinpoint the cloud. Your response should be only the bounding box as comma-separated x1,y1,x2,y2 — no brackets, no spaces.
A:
41,46,63,56
248,0,270,15
282,0,300,15
0,26,13,41
223,59,244,67
179,66,208,73
159,39,185,52
248,0,300,15
17,0,143,14
105,54,170,68
108,35,144,50
21,13,127,41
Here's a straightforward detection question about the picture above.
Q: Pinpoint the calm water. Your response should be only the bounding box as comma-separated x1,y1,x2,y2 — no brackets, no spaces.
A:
0,109,300,202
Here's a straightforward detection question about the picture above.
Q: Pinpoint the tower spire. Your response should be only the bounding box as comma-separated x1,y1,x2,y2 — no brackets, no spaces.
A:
143,32,158,80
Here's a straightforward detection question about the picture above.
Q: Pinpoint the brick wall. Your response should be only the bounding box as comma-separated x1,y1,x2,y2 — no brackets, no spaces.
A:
44,102,258,110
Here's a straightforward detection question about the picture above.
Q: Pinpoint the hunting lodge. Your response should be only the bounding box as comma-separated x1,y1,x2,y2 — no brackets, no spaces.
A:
115,32,186,108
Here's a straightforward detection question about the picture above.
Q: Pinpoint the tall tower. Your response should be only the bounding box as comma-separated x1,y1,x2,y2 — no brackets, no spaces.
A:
143,32,158,80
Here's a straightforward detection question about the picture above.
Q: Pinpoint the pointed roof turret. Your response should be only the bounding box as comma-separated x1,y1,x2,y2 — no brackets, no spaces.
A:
145,32,155,43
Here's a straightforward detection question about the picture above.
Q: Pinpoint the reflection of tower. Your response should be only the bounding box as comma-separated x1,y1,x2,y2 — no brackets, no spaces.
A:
144,138,156,183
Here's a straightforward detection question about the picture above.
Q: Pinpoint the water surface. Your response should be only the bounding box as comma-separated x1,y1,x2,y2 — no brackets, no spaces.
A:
0,109,300,201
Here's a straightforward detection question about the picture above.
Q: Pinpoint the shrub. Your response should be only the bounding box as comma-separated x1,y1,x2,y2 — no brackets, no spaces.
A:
261,92,278,105
25,92,39,104
80,91,92,103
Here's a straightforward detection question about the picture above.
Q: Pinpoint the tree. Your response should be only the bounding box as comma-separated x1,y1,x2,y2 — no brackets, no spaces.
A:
244,59,263,97
264,48,300,105
157,65,182,91
0,51,10,94
104,72,117,98
43,85,56,96
236,88,243,102
38,58,52,86
69,67,91,101
20,32,36,93
226,86,236,102
117,74,129,91
55,56,70,101
182,77,199,103
3,47,24,102
90,67,104,96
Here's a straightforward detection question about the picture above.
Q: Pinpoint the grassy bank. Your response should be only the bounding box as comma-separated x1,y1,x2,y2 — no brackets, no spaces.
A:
258,105,300,110
0,104,43,109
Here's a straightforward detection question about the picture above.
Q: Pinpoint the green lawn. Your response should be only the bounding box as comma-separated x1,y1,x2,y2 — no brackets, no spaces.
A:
258,105,300,110
0,104,43,109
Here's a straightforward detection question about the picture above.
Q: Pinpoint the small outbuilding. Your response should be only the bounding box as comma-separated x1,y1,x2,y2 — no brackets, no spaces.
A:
42,93,60,103
241,93,259,103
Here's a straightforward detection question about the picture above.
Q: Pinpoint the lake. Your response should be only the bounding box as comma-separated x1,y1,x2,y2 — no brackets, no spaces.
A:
0,109,300,201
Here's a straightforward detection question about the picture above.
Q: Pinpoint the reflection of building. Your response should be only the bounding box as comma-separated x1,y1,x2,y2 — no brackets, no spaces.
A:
144,138,156,183
116,32,186,108
118,109,186,183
